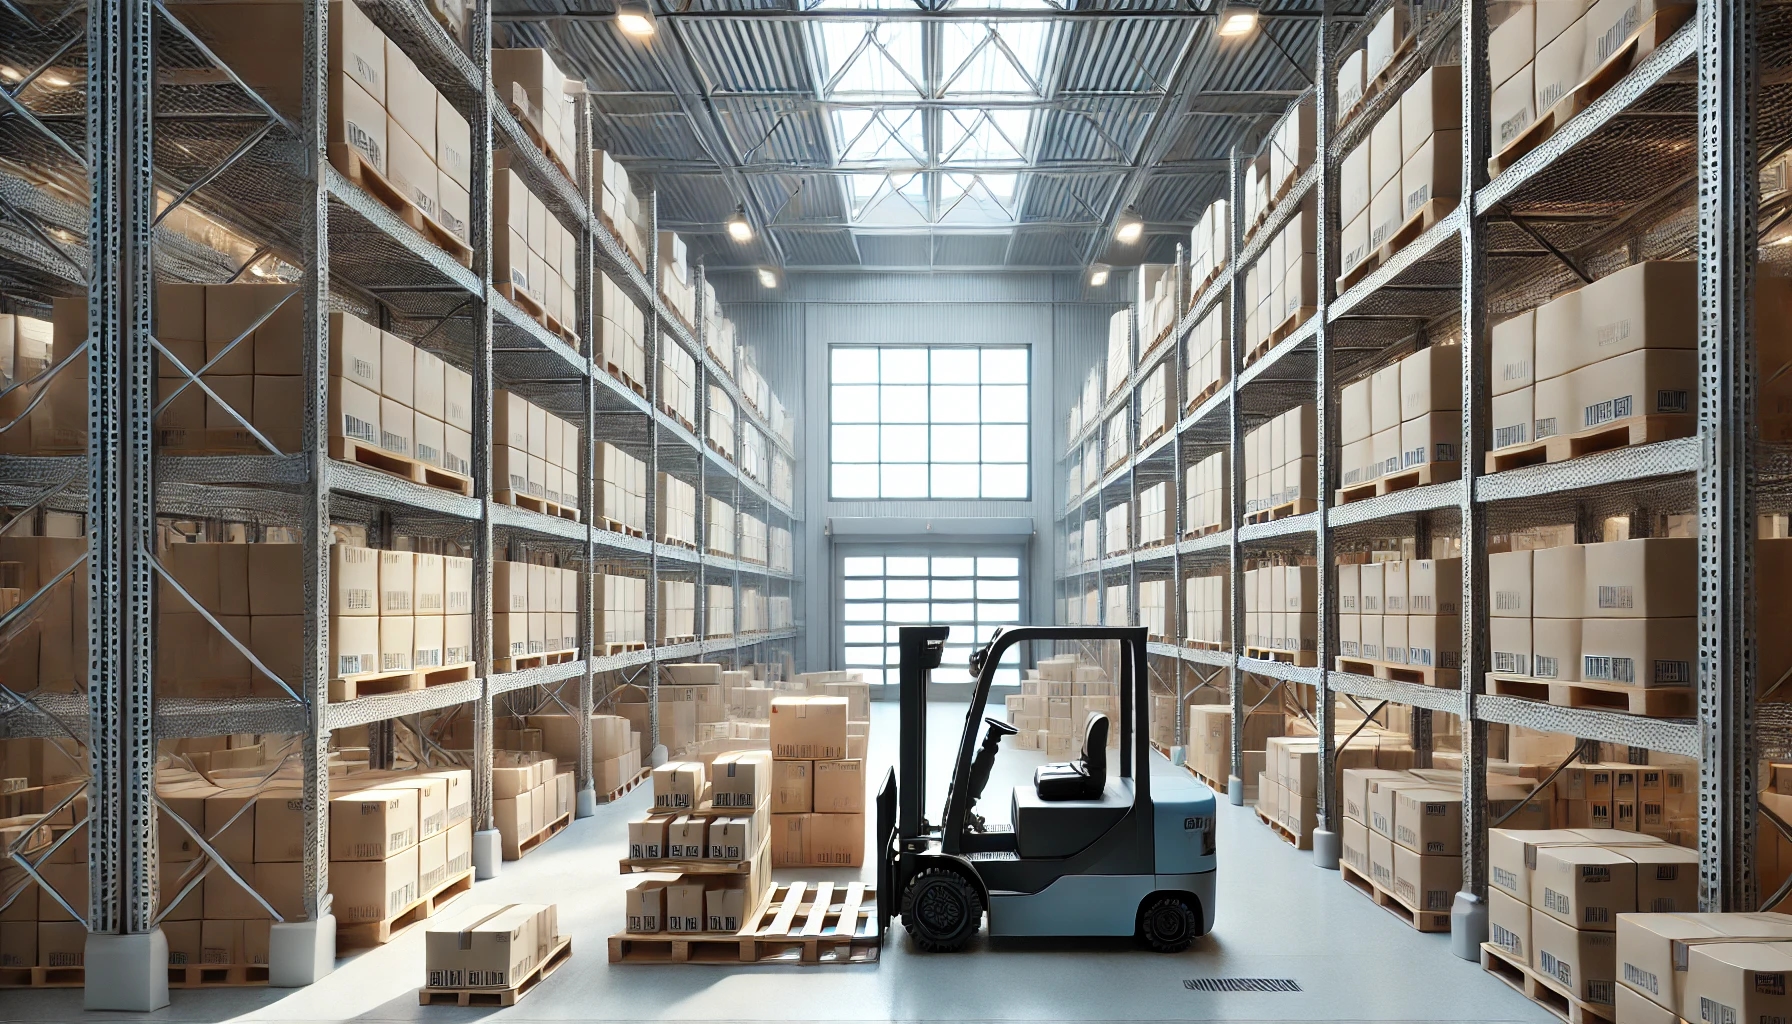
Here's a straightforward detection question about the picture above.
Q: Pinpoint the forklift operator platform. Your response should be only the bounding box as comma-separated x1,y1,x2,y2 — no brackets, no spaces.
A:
876,625,1217,954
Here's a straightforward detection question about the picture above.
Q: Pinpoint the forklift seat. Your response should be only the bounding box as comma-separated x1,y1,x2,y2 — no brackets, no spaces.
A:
1032,712,1108,801
1010,777,1132,858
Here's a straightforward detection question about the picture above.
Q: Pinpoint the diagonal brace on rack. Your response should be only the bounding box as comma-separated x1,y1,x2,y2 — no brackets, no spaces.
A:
152,118,276,230
0,188,87,283
0,50,87,172
149,0,296,137
151,288,297,455
154,791,288,925
1491,738,1592,829
152,556,305,703
0,340,89,430
1760,802,1792,912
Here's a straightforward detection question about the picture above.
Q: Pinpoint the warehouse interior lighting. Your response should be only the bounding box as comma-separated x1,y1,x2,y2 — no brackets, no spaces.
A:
616,0,655,37
1217,0,1259,36
1114,207,1144,245
0,66,20,83
41,71,71,88
1088,265,1110,287
726,206,753,243
757,266,779,289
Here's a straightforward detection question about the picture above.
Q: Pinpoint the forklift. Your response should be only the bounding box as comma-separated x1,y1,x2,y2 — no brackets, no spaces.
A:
876,625,1217,954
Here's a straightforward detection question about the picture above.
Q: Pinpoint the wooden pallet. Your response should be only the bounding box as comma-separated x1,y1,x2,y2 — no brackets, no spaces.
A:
329,661,476,703
600,766,650,804
605,363,647,398
1184,377,1224,414
1485,673,1693,718
0,964,84,988
658,635,696,646
1184,638,1227,651
737,881,879,964
1254,808,1313,851
1341,861,1452,933
494,281,582,351
330,146,474,268
1267,305,1316,349
493,649,579,674
1244,497,1317,524
420,935,571,1007
495,488,582,523
329,437,474,496
1336,461,1461,505
607,931,746,964
1490,413,1695,474
1487,6,1691,179
598,517,646,538
339,868,474,950
1480,941,1616,1024
510,812,572,861
1337,198,1457,293
1332,656,1460,690
602,642,647,655
1241,336,1274,368
169,963,271,987
597,210,645,271
1242,647,1318,667
503,91,578,187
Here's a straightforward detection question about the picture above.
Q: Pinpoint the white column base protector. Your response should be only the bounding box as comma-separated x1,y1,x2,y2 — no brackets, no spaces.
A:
1311,827,1340,870
474,828,502,880
1168,745,1186,767
269,914,336,987
83,929,169,1011
649,744,669,767
1226,775,1244,806
1450,891,1488,961
576,786,599,819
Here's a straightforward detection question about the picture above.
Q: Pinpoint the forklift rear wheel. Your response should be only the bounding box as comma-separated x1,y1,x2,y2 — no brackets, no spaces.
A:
901,867,983,952
1137,894,1198,953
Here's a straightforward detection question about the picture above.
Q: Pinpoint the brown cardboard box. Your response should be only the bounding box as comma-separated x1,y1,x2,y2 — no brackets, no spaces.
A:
1400,344,1462,421
251,787,305,862
1540,262,1696,381
1370,426,1402,482
329,312,381,393
1491,616,1532,675
1615,983,1676,1024
1583,537,1696,619
706,816,754,861
1681,941,1792,1024
385,115,438,223
1392,787,1461,856
1564,347,1696,435
1531,544,1584,619
1491,385,1533,450
1400,412,1459,473
1492,310,1535,397
1490,549,1533,617
1624,843,1698,913
378,615,413,673
1341,815,1371,875
812,759,864,814
327,375,380,448
1360,613,1384,661
1400,64,1461,160
769,697,848,760
426,903,544,988
651,762,704,812
711,750,771,810
1369,177,1403,252
706,886,746,934
1369,101,1402,191
628,815,671,860
772,760,812,814
1490,4,1533,88
1392,845,1459,915
328,613,379,678
333,845,418,924
37,921,84,968
1400,130,1460,221
1492,64,1535,151
665,815,706,860
1341,141,1370,223
1616,912,1792,1017
1580,617,1695,687
1367,776,1437,840
1368,830,1397,893
1533,844,1634,930
664,879,706,933
1533,16,1587,117
330,786,418,861
1531,908,1617,1006
1342,768,1410,825
1488,887,1531,963
1405,614,1461,674
161,919,201,967
805,812,864,867
1382,614,1409,666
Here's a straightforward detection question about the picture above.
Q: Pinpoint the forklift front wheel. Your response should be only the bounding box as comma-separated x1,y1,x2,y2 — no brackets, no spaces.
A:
1137,894,1199,953
900,867,983,952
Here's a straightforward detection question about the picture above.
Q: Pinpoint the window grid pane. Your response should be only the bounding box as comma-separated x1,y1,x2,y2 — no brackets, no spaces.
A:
829,345,1029,498
839,548,1026,682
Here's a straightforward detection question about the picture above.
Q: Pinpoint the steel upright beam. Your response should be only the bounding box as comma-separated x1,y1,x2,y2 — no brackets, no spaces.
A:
1311,19,1340,872
1697,0,1758,913
647,194,664,764
83,0,166,1006
575,91,599,819
1224,146,1246,806
1172,243,1187,750
1451,0,1494,960
469,0,501,881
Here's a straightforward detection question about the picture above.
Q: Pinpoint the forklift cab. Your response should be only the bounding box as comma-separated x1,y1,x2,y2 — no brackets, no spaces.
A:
876,625,1217,953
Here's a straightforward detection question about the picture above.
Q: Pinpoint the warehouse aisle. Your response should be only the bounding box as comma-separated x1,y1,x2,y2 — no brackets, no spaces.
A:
0,703,1552,1023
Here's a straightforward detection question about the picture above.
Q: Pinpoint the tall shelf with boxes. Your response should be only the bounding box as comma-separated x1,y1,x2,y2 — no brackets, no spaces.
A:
0,0,800,998
1053,0,1784,962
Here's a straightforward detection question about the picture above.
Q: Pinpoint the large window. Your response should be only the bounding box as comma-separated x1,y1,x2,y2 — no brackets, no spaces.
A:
830,346,1030,499
840,550,1023,686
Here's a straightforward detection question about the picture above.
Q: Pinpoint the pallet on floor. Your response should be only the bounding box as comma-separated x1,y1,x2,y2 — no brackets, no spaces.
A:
1341,862,1451,933
1254,807,1313,851
328,438,474,496
1484,414,1694,474
736,881,879,964
0,964,83,988
1485,673,1692,718
339,867,474,950
508,811,572,861
1331,655,1460,689
1480,940,1616,1024
599,765,650,803
1244,497,1316,524
421,936,572,1007
329,661,476,702
330,146,474,268
493,649,579,674
607,932,746,964
169,963,271,987
495,488,581,522
1242,647,1318,667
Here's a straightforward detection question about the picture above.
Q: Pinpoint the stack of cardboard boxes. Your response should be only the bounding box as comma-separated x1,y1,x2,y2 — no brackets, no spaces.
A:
1241,197,1318,355
1104,309,1130,400
596,572,648,649
0,736,85,970
1184,572,1230,647
1334,2,1410,120
1183,450,1229,537
1336,556,1462,682
491,559,579,664
707,497,735,558
1242,562,1316,658
1185,298,1229,409
771,452,795,506
768,696,865,868
1004,656,1121,757
0,527,86,693
656,579,696,643
1264,732,1416,850
707,384,737,461
660,333,698,427
658,231,696,328
492,160,579,334
1184,704,1283,791
1244,403,1316,516
1340,342,1461,493
1613,911,1792,1024
1104,406,1130,471
1136,482,1173,549
1486,827,1701,1012
702,281,736,377
769,525,793,573
1104,583,1131,630
492,753,574,859
706,585,735,638
768,595,794,631
1135,264,1180,352
1340,64,1461,277
523,712,643,797
739,513,768,565
656,472,698,548
1138,580,1168,640
1103,500,1129,557
595,442,648,534
738,588,766,636
492,390,582,513
594,148,648,269
1188,198,1229,299
425,903,562,994
621,755,769,936
739,424,768,485
491,47,578,179
595,269,648,387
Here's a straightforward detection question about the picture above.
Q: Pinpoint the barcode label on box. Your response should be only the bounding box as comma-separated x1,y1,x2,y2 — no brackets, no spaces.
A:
1540,950,1570,986
1494,423,1528,449
1501,359,1530,384
1535,416,1558,439
338,654,366,675
1625,962,1660,996
1654,659,1691,684
1587,980,1614,1006
344,414,377,443
1585,906,1610,925
1598,585,1634,609
1584,656,1636,683
1491,921,1522,954
1699,998,1738,1024
1584,396,1633,428
415,648,441,668
1657,389,1689,413
385,589,412,612
1543,888,1570,914
1534,655,1558,678
1495,591,1523,611
1493,651,1529,674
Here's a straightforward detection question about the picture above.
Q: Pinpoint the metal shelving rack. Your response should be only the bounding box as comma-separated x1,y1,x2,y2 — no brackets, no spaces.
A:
1054,0,1781,954
0,0,801,1003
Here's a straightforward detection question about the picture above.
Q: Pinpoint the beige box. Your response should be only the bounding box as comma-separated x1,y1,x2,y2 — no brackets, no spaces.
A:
1368,830,1397,893
651,762,704,812
1492,311,1535,397
1341,141,1371,223
1533,16,1587,117
379,331,414,406
1370,426,1402,482
378,615,413,673
1491,385,1534,451
1582,537,1696,618
1616,913,1792,1019
383,39,436,154
1492,65,1535,151
1579,617,1694,687
1341,211,1371,274
627,814,671,860
625,880,665,933
436,92,471,190
1400,412,1460,472
494,390,530,450
664,815,705,859
769,697,848,760
377,397,411,457
1490,5,1534,89
1400,64,1461,160
772,759,812,814
329,312,382,393
1488,887,1531,963
1531,544,1585,619
812,758,864,814
378,549,414,615
1392,787,1461,856
1369,100,1402,191
1530,908,1617,1006
1392,845,1460,915
425,903,542,988
330,786,418,861
443,426,471,478
1369,177,1404,253
1538,262,1696,381
328,613,379,677
1490,616,1532,675
1490,549,1532,617
1560,347,1696,436
332,845,418,924
1400,130,1461,221
384,115,438,223
1532,844,1635,930
1400,344,1461,421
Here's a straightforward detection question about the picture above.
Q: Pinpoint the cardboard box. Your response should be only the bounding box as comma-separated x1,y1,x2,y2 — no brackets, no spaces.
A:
664,878,706,933
769,697,848,760
1369,99,1402,191
332,845,418,924
1492,65,1535,152
812,759,864,814
804,812,864,868
1616,912,1792,1017
772,760,812,814
1370,426,1402,483
1533,16,1587,117
626,881,666,933
1492,311,1535,397
706,817,754,862
1488,887,1531,963
1400,411,1459,472
1392,845,1459,915
1531,908,1617,1006
1531,544,1585,619
628,815,671,860
1391,786,1460,856
1491,616,1533,675
651,762,704,812
664,815,706,860
1532,844,1635,930
1583,537,1696,618
1490,4,1534,89
1490,549,1533,617
706,887,746,934
1491,385,1534,450
37,921,84,968
1580,616,1695,687
385,114,438,223
1368,830,1397,893
1341,140,1370,223
1400,129,1460,221
1369,176,1404,253
251,787,306,862
425,903,544,988
1539,262,1696,381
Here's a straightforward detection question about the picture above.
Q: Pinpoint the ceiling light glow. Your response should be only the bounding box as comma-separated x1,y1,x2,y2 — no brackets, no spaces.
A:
726,207,753,243
616,0,655,37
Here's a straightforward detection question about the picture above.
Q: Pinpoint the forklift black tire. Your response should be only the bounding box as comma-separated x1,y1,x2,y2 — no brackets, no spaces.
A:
901,867,983,952
1137,894,1198,953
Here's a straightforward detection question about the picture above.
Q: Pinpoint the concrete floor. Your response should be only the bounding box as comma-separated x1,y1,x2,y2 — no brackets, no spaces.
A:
5,703,1554,1023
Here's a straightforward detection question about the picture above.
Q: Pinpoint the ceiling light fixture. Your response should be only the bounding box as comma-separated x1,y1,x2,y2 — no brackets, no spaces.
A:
1216,0,1260,37
1114,207,1144,245
726,206,753,243
1088,264,1110,287
0,66,20,83
757,267,779,289
616,0,656,38
41,71,71,88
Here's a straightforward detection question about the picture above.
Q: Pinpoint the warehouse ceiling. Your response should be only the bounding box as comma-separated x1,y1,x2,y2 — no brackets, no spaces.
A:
497,0,1362,271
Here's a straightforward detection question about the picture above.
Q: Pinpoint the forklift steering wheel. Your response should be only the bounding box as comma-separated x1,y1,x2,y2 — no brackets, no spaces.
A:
984,717,1018,737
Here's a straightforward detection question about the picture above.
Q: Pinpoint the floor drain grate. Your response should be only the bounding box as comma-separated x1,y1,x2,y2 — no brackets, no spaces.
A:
1183,978,1302,993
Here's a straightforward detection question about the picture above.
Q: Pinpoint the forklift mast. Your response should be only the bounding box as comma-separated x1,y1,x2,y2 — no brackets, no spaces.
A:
896,625,950,849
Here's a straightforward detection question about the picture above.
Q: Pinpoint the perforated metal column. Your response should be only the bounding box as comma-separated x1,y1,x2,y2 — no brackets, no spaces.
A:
469,0,498,845
1312,19,1339,842
1225,147,1247,797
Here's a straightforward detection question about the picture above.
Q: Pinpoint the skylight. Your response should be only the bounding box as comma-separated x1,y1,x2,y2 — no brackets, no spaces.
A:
819,21,923,98
836,107,927,164
940,22,1050,96
940,107,1031,165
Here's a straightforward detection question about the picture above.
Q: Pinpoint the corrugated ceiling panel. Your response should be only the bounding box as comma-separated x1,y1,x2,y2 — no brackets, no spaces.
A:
931,234,1011,267
716,100,834,168
1034,101,1155,164
651,173,742,227
772,229,861,267
1019,173,1118,223
1053,17,1191,94
509,20,672,94
1136,171,1226,224
1008,228,1092,267
755,173,848,224
678,19,814,94
591,111,714,163
854,234,933,267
